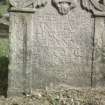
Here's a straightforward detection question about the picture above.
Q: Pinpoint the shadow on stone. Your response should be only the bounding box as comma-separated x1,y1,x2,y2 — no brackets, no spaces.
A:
0,56,9,97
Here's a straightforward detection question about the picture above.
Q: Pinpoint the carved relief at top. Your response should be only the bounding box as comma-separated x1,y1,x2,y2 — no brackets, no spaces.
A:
9,0,47,8
9,0,105,15
81,0,105,15
52,0,76,15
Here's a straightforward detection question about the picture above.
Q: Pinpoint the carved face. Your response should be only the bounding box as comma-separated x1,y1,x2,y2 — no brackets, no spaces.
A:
52,0,76,15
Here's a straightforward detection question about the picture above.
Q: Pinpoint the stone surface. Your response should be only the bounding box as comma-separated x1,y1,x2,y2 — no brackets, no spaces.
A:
82,0,105,87
93,17,105,87
8,0,105,96
31,0,93,88
8,12,34,95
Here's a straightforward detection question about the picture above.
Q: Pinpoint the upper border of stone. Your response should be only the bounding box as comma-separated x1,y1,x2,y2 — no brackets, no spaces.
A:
9,7,36,13
9,0,35,8
8,0,105,16
9,0,48,12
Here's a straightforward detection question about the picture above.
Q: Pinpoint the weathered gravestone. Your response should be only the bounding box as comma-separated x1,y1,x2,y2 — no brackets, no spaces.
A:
8,0,105,96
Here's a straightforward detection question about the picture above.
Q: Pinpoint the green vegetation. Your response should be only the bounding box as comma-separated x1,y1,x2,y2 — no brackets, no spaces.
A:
0,39,9,57
0,0,9,96
0,5,8,17
0,39,9,96
0,0,9,17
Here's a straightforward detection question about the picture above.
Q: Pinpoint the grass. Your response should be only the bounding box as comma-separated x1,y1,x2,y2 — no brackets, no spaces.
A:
0,89,104,105
0,3,9,17
0,38,9,57
0,38,9,96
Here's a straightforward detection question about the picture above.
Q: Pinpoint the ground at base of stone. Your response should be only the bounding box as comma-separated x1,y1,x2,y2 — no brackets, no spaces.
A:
0,88,105,105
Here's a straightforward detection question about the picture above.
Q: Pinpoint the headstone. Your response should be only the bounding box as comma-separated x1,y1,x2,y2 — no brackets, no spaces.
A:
8,0,105,96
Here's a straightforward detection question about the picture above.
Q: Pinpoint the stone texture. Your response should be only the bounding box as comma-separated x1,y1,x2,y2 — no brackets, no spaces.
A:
8,12,34,96
81,0,105,88
31,0,93,89
8,0,105,96
93,17,105,87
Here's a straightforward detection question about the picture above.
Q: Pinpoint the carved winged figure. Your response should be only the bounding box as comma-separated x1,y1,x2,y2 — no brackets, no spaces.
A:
52,0,76,15
9,0,47,8
81,0,105,12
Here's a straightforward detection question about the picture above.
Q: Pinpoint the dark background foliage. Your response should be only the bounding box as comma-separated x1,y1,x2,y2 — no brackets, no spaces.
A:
0,0,9,96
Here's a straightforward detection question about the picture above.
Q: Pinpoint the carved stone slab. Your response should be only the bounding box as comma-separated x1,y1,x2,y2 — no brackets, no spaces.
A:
8,0,105,96
31,0,93,89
